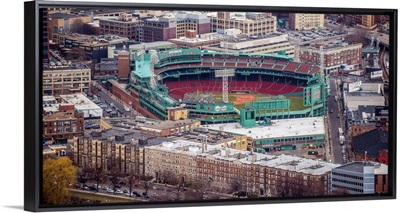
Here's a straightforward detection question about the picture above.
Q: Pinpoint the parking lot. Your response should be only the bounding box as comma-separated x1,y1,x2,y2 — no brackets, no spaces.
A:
278,28,346,46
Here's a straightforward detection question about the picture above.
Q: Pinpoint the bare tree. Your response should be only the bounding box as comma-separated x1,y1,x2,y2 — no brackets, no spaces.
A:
77,168,91,189
345,28,370,47
229,177,245,198
126,174,135,197
184,178,208,200
72,19,84,34
91,167,105,192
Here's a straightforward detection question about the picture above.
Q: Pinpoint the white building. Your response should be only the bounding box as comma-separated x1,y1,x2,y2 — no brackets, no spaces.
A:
60,93,103,119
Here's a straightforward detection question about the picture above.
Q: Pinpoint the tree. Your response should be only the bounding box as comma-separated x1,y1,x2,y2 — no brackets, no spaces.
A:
42,157,77,205
91,167,105,192
109,173,120,195
126,174,135,197
72,19,84,34
77,168,91,188
184,178,208,200
345,28,370,47
229,177,245,198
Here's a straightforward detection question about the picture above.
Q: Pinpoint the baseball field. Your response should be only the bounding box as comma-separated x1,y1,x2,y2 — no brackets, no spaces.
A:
211,92,308,111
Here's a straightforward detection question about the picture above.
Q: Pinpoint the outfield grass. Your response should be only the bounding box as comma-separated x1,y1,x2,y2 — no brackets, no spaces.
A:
286,96,309,111
211,93,309,111
70,190,135,203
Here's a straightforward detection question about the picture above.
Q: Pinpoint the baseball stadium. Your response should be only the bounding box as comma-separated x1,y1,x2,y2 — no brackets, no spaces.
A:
126,48,327,126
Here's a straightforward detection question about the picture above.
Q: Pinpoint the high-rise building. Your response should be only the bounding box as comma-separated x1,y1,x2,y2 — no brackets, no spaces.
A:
41,8,50,64
210,12,277,36
361,15,377,29
289,13,324,30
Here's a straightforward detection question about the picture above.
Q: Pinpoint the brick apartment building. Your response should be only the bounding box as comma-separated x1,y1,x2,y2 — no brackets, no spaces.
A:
144,140,338,197
43,108,84,141
99,13,142,41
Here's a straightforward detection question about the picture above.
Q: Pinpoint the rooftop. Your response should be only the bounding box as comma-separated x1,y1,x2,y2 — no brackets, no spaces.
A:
149,139,339,175
141,119,199,130
205,117,325,139
49,12,88,19
57,33,129,47
129,41,175,50
83,128,167,147
44,63,89,71
43,110,78,121
352,128,388,157
333,161,388,175
60,93,101,111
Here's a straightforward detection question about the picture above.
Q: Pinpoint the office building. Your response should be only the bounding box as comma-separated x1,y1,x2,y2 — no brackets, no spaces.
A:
43,64,91,96
99,13,143,41
204,33,295,56
332,161,388,194
210,12,277,37
289,13,324,30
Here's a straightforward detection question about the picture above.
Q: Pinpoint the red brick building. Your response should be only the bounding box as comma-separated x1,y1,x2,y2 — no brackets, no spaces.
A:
142,18,177,42
43,109,84,141
299,42,362,74
99,14,142,41
118,50,130,79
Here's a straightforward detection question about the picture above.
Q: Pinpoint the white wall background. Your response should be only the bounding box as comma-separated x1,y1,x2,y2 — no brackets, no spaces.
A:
0,0,398,212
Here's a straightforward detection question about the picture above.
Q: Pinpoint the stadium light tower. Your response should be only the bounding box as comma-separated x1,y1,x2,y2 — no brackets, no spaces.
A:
215,69,235,103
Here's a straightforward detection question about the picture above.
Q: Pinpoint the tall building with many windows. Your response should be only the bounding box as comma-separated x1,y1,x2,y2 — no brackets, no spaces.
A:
43,64,91,96
210,12,277,36
289,13,324,30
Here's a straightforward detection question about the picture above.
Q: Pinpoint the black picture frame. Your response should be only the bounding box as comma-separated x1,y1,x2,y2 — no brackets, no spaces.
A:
24,1,397,212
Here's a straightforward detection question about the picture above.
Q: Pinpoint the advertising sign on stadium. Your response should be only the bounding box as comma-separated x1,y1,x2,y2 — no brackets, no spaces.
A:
221,105,227,111
215,106,221,111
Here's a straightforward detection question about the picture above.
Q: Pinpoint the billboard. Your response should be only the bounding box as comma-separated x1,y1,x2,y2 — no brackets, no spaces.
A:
348,81,362,92
375,106,389,116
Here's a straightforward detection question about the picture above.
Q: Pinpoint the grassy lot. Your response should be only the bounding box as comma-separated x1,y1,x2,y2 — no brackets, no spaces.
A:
70,190,136,203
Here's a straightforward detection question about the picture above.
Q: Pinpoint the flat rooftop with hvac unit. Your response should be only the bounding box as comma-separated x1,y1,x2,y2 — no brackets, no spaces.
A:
205,116,326,150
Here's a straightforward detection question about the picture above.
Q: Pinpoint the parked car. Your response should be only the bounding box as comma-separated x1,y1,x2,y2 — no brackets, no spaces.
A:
115,189,124,194
106,188,114,193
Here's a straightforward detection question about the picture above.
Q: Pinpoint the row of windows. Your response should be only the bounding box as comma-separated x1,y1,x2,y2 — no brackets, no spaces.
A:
332,178,363,186
332,172,364,180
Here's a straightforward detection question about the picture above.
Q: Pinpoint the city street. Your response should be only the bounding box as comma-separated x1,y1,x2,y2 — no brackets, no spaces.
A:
91,82,137,118
327,77,345,164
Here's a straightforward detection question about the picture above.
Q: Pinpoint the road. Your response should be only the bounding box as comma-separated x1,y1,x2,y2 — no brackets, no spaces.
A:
326,77,345,164
90,82,137,118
